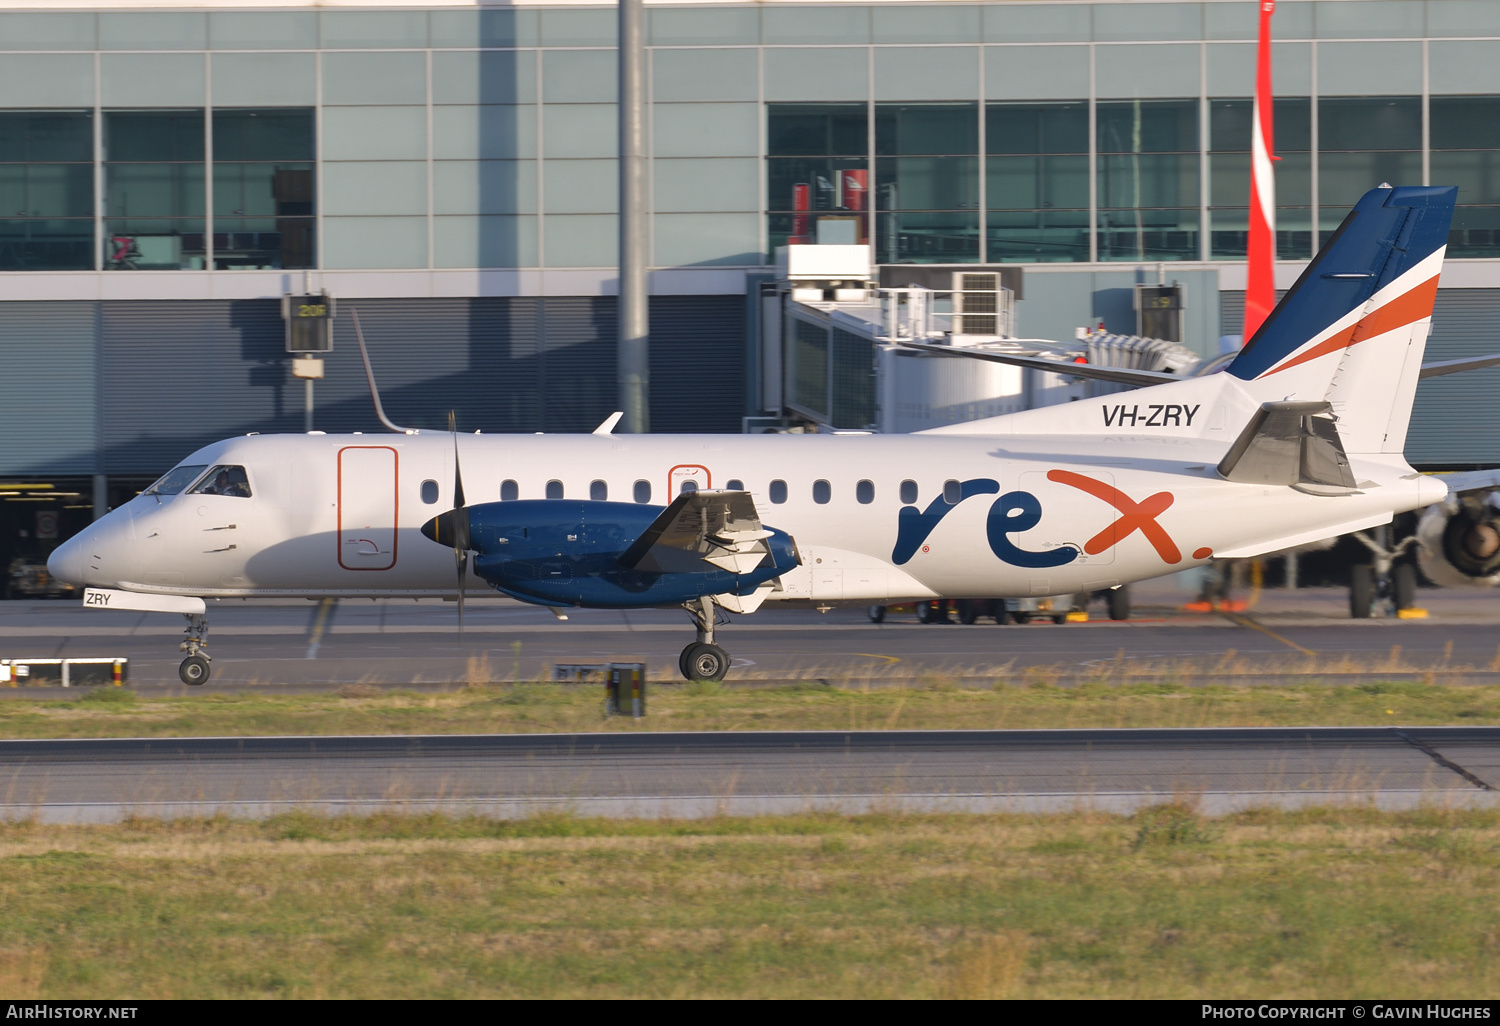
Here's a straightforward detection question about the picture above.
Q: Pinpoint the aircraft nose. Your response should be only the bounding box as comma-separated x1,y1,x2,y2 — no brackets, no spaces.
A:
47,530,91,586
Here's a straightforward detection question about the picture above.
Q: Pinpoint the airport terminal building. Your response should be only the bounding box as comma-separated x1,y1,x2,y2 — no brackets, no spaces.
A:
2,0,1500,575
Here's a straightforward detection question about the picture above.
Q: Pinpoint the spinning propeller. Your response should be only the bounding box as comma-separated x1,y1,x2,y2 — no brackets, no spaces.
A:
419,411,472,632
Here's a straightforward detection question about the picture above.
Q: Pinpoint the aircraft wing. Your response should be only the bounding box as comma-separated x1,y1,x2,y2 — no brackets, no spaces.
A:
896,341,1180,388
619,489,775,574
1429,467,1500,498
1418,353,1500,379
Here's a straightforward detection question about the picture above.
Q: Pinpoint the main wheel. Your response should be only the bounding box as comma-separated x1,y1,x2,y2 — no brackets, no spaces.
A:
1392,562,1418,611
867,605,886,623
682,642,730,682
1051,614,1068,625
994,605,1013,625
917,601,936,624
179,655,210,686
1107,586,1131,622
1013,611,1033,625
957,599,978,625
1349,564,1376,619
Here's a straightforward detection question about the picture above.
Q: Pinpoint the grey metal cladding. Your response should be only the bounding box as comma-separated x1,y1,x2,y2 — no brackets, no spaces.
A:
648,295,745,434
1408,289,1500,467
0,300,99,475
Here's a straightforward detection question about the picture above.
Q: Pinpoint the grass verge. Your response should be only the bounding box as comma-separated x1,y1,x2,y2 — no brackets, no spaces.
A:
1,806,1498,998
2,678,1500,738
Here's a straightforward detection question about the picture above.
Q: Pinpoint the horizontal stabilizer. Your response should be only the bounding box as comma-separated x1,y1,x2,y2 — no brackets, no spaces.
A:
1217,401,1357,493
897,341,1179,388
1418,353,1500,379
619,489,774,575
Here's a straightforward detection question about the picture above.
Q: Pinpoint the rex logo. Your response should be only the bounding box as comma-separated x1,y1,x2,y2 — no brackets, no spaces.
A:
891,472,1189,569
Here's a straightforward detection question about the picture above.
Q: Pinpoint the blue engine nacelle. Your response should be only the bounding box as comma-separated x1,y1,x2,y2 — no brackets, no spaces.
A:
430,499,799,608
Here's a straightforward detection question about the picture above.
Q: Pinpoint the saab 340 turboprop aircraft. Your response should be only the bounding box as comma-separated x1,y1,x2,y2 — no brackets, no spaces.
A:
50,185,1473,684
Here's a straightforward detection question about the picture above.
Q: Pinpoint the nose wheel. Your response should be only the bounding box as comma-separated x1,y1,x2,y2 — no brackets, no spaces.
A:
679,596,731,681
178,613,212,685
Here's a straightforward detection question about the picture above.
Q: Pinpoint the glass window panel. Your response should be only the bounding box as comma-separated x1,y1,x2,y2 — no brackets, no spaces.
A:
1448,206,1500,257
1096,208,1200,262
542,104,618,160
856,480,875,504
1318,97,1420,151
768,158,869,213
1430,152,1500,206
502,480,520,501
432,51,538,106
545,480,564,499
430,9,538,48
0,164,94,218
104,111,204,163
986,155,1088,211
433,105,536,161
1209,98,1312,152
1094,3,1204,41
983,4,1090,43
212,109,314,163
211,53,317,108
899,480,917,504
877,210,980,264
762,48,869,104
103,220,207,270
322,106,426,162
876,156,980,211
433,214,538,269
0,111,93,163
209,12,318,50
590,480,607,501
872,5,981,44
812,479,832,504
653,48,758,104
1314,0,1423,39
538,8,617,47
0,54,95,109
0,219,94,271
986,102,1088,155
767,211,869,252
650,6,759,46
543,213,616,267
1210,207,1315,261
873,46,979,102
1431,98,1500,152
768,104,867,157
433,160,536,216
986,209,1091,263
769,479,787,504
876,103,978,155
792,320,828,414
1096,101,1198,154
655,103,760,158
321,216,426,270
633,480,651,504
99,11,207,50
655,212,761,266
0,12,96,50
655,158,759,214
1210,152,1312,208
1097,153,1199,209
213,163,313,217
322,162,426,217
541,50,617,105
542,160,616,215
101,53,206,108
322,52,428,106
763,6,870,46
320,11,427,49
214,216,314,270
106,164,204,219
1318,151,1422,208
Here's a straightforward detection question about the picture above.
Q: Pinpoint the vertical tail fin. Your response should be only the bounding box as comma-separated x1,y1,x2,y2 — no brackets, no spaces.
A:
1227,185,1456,454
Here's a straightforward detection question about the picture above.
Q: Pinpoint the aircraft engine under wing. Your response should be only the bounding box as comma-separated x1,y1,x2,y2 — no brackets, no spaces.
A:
620,489,778,575
1217,401,1358,494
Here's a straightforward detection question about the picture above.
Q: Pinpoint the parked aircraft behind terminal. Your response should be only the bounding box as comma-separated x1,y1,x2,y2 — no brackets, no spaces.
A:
51,186,1479,683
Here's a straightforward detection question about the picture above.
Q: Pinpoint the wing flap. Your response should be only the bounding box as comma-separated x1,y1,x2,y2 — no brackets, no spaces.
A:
619,490,773,574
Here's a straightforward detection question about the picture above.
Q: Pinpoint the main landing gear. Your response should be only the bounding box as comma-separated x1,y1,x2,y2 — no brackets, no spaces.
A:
679,596,730,681
179,613,211,685
1350,526,1420,618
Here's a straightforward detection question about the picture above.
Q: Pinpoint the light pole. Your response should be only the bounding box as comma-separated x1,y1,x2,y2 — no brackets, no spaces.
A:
618,0,649,433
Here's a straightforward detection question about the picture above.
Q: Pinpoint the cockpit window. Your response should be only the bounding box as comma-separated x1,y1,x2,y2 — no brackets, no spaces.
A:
146,464,208,496
190,465,252,498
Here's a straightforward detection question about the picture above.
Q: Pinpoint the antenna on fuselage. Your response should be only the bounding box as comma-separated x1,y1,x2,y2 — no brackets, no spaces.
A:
351,308,418,435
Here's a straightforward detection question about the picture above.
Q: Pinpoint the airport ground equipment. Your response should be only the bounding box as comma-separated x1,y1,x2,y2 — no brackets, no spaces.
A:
605,663,647,718
1,657,127,687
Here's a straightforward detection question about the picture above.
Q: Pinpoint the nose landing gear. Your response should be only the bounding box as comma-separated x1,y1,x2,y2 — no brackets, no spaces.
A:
679,596,730,681
179,613,211,685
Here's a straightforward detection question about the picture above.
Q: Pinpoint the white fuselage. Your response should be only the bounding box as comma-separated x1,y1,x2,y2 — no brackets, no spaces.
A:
52,371,1444,608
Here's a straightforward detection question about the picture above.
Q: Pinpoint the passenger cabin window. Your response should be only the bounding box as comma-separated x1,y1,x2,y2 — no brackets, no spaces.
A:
148,464,207,496
813,479,831,504
590,480,607,501
680,480,698,494
545,480,564,499
634,480,651,503
726,479,743,490
500,479,518,501
856,480,874,504
191,465,252,498
420,479,439,504
769,479,788,504
943,479,961,504
900,479,918,504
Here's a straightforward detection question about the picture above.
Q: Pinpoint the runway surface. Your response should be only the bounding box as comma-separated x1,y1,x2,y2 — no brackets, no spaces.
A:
2,727,1496,822
2,579,1500,689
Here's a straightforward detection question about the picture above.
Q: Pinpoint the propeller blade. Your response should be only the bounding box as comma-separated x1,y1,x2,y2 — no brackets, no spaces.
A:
457,548,467,634
448,410,469,634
